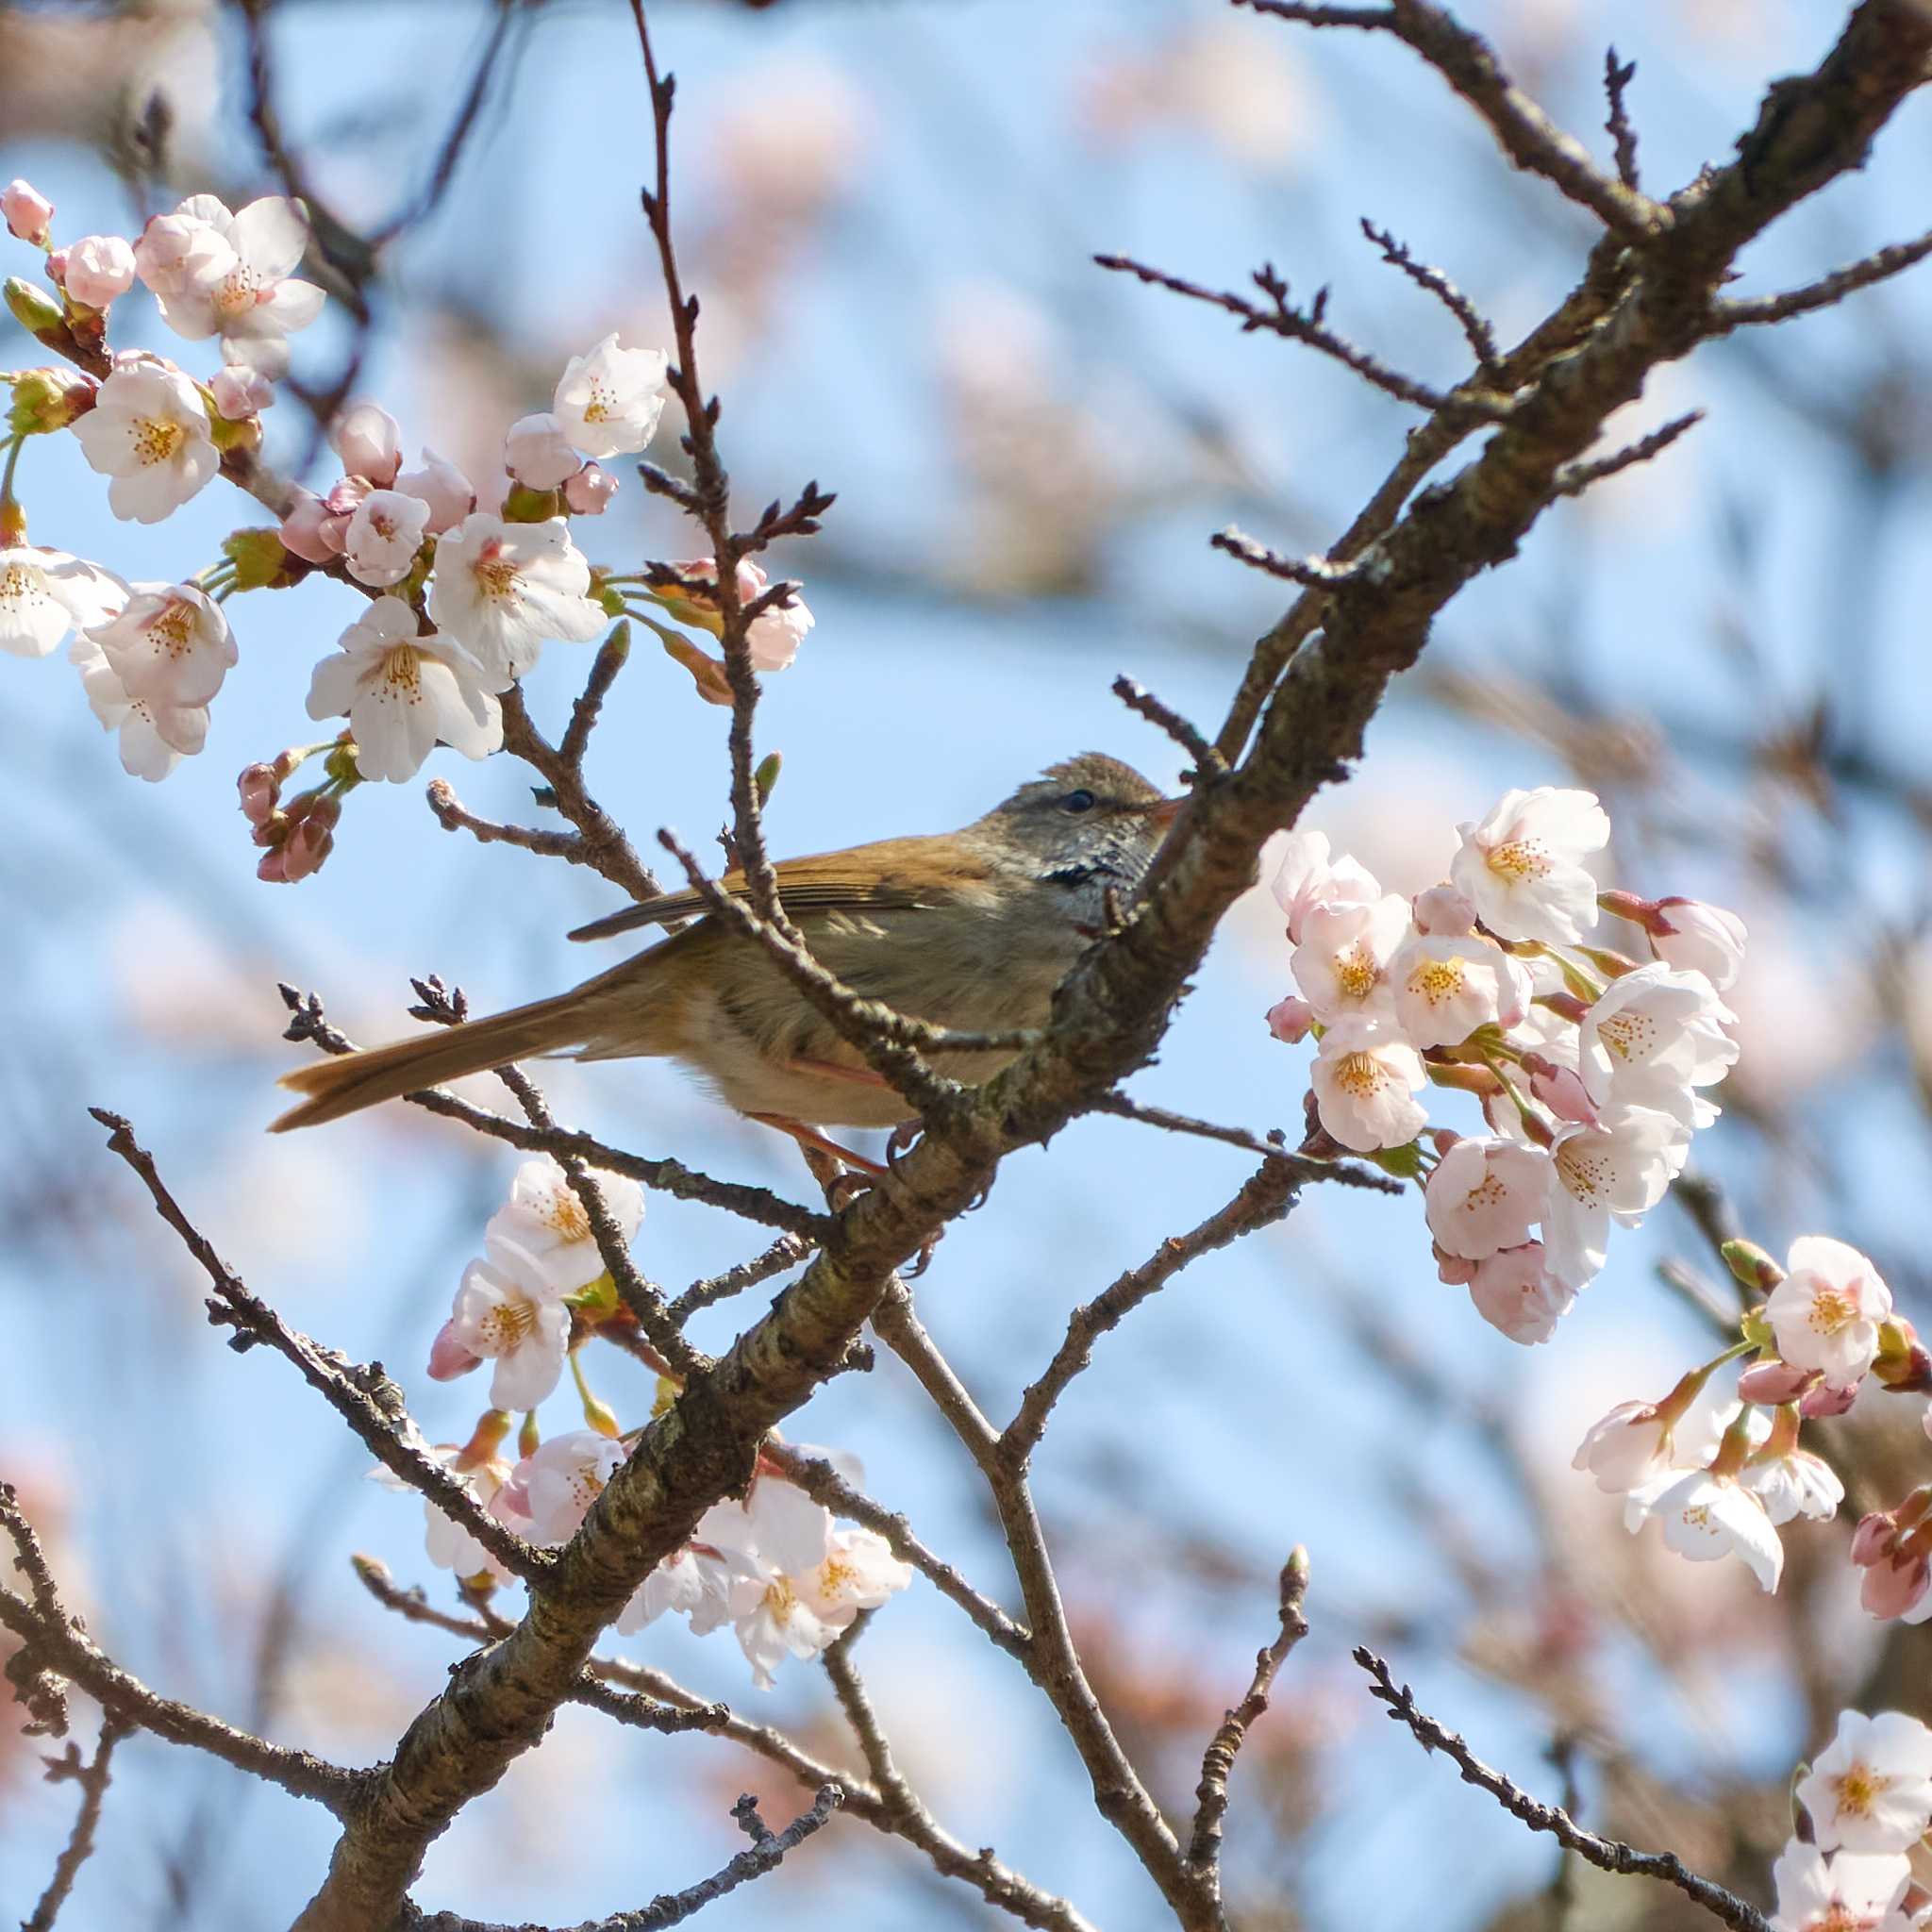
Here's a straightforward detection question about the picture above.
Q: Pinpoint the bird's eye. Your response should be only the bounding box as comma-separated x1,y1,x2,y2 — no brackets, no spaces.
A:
1058,789,1097,815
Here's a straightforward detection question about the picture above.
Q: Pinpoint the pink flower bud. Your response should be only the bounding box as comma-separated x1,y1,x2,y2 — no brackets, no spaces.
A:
329,400,402,486
256,847,289,884
563,460,619,515
426,1319,482,1381
280,796,341,881
1650,897,1747,991
237,763,280,825
60,234,135,308
3,178,53,247
323,474,372,519
1265,995,1315,1043
43,247,68,288
504,410,582,490
1798,1376,1859,1419
1412,884,1476,937
1851,1510,1897,1567
1433,1242,1477,1286
210,365,275,420
1522,1054,1596,1125
1859,1551,1931,1622
393,447,474,533
1737,1359,1817,1405
279,493,346,564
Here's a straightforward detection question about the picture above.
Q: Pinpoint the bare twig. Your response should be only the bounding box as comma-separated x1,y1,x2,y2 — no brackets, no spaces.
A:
1360,218,1500,371
1712,226,1932,330
1091,1091,1401,1187
1187,1548,1311,1875
1356,1648,1772,1932
1552,410,1705,497
1603,48,1641,191
1113,675,1225,781
667,1235,810,1324
22,1716,130,1932
425,778,583,862
559,623,633,769
1209,526,1367,589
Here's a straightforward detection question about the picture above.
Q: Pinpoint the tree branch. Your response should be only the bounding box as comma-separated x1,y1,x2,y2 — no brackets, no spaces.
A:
22,1717,131,1932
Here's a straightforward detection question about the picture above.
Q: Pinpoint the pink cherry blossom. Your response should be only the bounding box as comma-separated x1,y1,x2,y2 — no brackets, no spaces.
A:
1795,1712,1932,1855
209,365,275,420
442,1235,572,1411
1389,932,1531,1049
1291,894,1409,1025
1648,1468,1783,1591
70,631,208,780
1411,883,1476,936
429,513,606,681
1765,1237,1891,1391
0,548,126,658
1467,1242,1573,1343
553,332,668,458
394,449,475,533
1543,1106,1688,1290
1269,829,1380,944
1424,1137,1550,1260
70,362,218,524
330,400,403,487
87,582,236,708
1650,896,1747,990
1308,1018,1427,1153
343,489,431,589
1265,995,1315,1043
1450,786,1609,945
61,234,136,308
500,1431,627,1545
563,462,619,515
1769,1842,1914,1932
486,1156,642,1297
1577,961,1738,1129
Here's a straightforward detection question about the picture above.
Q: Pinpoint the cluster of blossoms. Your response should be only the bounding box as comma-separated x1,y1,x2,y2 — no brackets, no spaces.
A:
0,178,813,874
376,1154,911,1688
1267,786,1744,1343
1768,1710,1932,1932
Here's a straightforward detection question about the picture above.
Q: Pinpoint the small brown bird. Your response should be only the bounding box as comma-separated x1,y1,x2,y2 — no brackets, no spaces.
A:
271,754,1178,1162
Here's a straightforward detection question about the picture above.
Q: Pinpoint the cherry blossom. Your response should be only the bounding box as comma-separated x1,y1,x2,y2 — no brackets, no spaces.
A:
370,1448,516,1587
432,1232,571,1411
1770,1842,1915,1932
209,365,275,420
1389,932,1532,1049
88,582,236,708
563,462,619,515
1573,1372,1736,1496
1467,1243,1574,1343
331,402,403,487
343,489,431,589
1411,883,1476,936
394,449,475,532
553,332,669,458
1425,1138,1550,1260
615,1538,758,1638
1543,1107,1688,1290
1742,1441,1845,1527
1449,786,1609,945
1646,1466,1783,1591
1796,1712,1932,1855
486,1156,643,1297
1765,1238,1892,1392
1577,962,1739,1128
658,557,816,674
428,513,606,681
1291,894,1408,1024
61,234,136,308
504,411,582,490
498,1431,627,1545
71,631,207,780
1270,828,1380,943
70,362,218,524
0,548,126,658
4,178,53,246
134,193,325,375
1852,1498,1932,1624
306,595,504,783
1650,896,1748,990
1309,1019,1427,1152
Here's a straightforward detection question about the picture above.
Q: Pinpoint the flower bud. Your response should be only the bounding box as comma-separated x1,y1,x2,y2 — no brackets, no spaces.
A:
393,448,474,533
459,1408,515,1470
1265,994,1315,1043
5,275,65,341
1873,1317,1932,1393
238,763,280,825
562,460,619,515
518,1409,542,1459
60,234,135,308
1522,1053,1596,1125
329,399,402,486
504,410,582,490
278,493,346,564
8,366,95,436
1737,1358,1818,1405
1798,1376,1859,1420
210,365,275,421
1721,1239,1785,1293
3,178,53,247
1412,884,1476,937
1651,897,1747,991
427,1320,482,1382
500,480,561,524
223,526,298,591
754,747,782,808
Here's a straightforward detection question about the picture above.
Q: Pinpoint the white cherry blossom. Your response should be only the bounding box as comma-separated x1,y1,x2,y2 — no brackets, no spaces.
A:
70,362,218,524
0,548,126,658
1389,931,1532,1049
1450,786,1609,945
1543,1106,1688,1290
369,1448,515,1586
1425,1137,1550,1260
1309,1018,1427,1153
436,1234,572,1412
1291,894,1409,1024
1577,961,1739,1129
504,411,582,489
1650,897,1747,991
1648,1467,1784,1591
553,332,669,458
394,448,474,532
428,513,606,681
1766,1238,1892,1392
71,632,206,780
499,1431,627,1545
343,489,431,589
1796,1712,1932,1855
1743,1443,1845,1527
486,1156,643,1297
1467,1242,1574,1343
306,595,504,783
1770,1842,1915,1932
87,582,235,707
1269,829,1380,943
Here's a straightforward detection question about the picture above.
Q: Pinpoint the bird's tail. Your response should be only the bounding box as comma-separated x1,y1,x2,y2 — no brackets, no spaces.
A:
270,991,591,1132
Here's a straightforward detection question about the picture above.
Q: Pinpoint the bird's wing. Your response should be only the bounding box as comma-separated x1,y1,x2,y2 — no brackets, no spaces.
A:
567,834,990,941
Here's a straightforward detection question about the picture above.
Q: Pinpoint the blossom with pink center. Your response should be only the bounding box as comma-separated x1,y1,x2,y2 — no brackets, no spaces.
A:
70,362,218,524
1647,1467,1783,1591
486,1156,643,1297
87,581,235,708
394,449,474,532
1577,961,1738,1129
343,489,431,589
499,1430,627,1544
306,595,504,783
1269,829,1380,944
1649,896,1747,991
1389,932,1532,1049
1424,1137,1550,1260
1467,1242,1574,1343
504,410,582,490
1308,1018,1427,1153
4,179,53,246
330,401,403,487
1765,1238,1892,1392
0,548,126,658
1291,894,1409,1025
1795,1712,1932,1855
553,332,668,458
438,1234,571,1411
1770,1842,1916,1932
563,462,618,516
429,513,606,681
61,234,135,308
1543,1106,1689,1290
1265,995,1315,1043
1449,786,1609,945
209,365,275,420
133,193,325,375
71,631,206,780
658,557,815,674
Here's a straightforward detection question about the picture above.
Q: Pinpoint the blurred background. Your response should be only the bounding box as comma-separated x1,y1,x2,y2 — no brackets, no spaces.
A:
4,0,1931,1925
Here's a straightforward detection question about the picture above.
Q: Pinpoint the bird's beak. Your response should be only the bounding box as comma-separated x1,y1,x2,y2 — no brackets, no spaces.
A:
1145,796,1185,827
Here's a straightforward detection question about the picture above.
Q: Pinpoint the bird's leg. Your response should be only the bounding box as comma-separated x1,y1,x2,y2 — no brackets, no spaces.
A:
746,1111,891,1180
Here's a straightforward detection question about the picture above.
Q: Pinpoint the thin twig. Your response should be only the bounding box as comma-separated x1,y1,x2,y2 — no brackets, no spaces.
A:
87,1108,547,1584
1113,676,1226,780
1187,1548,1311,1874
667,1235,810,1324
1711,226,1932,330
1209,526,1368,589
22,1716,131,1932
559,623,633,769
1360,218,1500,371
1356,1648,1772,1932
1091,1091,1400,1188
425,778,584,862
1603,49,1641,191
1552,410,1704,497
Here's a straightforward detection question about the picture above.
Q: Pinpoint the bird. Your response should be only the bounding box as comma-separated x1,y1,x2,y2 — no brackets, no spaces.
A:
270,753,1179,1166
